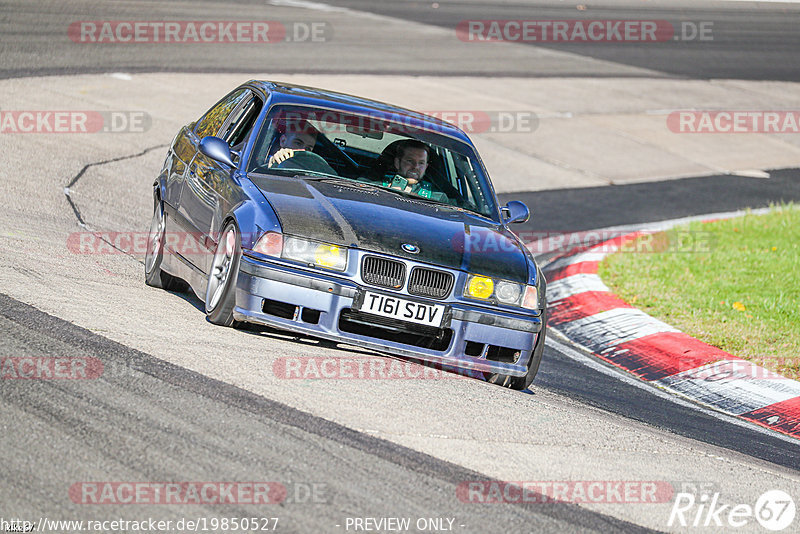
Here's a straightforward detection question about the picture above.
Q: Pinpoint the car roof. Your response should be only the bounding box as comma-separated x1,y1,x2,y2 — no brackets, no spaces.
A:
245,79,473,144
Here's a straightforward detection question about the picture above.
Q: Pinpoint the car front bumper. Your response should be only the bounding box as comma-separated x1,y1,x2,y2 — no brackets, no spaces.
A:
233,254,544,377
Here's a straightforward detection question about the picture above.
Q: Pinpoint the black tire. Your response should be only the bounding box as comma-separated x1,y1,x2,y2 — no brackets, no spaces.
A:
485,308,547,391
205,221,241,326
144,195,186,292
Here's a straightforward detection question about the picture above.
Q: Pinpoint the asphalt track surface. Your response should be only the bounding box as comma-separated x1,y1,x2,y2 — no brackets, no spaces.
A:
501,168,800,233
0,294,647,533
322,0,800,81
3,0,800,532
2,0,800,80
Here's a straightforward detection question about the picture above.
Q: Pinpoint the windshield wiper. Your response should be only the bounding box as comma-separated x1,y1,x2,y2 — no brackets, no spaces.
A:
251,167,336,179
293,173,348,181
393,189,439,202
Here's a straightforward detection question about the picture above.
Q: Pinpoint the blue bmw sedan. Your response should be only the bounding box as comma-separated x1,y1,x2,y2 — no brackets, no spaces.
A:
146,80,546,390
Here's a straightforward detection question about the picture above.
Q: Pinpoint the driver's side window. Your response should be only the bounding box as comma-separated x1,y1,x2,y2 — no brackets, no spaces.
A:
247,119,280,172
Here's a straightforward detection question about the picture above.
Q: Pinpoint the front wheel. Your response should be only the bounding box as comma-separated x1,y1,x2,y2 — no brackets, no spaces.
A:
485,309,547,391
205,221,241,326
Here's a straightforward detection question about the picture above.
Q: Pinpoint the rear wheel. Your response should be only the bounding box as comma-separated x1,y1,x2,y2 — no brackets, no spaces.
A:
485,309,547,391
145,196,185,291
205,221,241,326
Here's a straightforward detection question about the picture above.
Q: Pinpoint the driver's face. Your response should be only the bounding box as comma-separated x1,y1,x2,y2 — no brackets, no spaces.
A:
394,147,428,184
281,132,316,151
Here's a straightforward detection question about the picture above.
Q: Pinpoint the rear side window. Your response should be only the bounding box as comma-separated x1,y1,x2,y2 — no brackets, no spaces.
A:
194,88,248,139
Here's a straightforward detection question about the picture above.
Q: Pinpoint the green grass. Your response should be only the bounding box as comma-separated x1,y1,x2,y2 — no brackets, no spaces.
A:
598,204,800,380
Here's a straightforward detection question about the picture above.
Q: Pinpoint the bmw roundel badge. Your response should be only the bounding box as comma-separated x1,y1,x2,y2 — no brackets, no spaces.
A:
402,243,420,254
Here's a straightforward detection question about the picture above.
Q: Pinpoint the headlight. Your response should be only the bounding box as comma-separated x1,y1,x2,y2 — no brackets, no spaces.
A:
464,274,538,310
314,244,345,269
495,280,522,304
282,236,347,271
465,275,494,300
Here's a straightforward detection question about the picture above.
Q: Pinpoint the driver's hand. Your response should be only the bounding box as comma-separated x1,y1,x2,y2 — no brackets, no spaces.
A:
267,148,300,168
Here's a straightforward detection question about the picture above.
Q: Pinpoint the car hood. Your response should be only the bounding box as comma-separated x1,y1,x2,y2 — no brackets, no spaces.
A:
248,175,530,282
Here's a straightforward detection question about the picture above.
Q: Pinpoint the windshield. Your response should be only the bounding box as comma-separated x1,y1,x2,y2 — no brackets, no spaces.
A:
247,105,499,218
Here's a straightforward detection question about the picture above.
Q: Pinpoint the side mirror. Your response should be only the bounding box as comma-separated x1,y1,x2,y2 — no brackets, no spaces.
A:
501,200,530,224
199,136,236,168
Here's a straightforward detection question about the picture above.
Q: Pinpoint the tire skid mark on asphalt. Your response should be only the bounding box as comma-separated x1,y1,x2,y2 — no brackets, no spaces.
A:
63,144,166,262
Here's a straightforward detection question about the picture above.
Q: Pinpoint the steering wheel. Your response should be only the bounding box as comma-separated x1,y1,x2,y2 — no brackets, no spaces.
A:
271,150,338,175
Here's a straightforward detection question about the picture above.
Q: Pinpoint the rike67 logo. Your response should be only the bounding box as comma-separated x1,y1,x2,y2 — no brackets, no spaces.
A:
669,490,796,531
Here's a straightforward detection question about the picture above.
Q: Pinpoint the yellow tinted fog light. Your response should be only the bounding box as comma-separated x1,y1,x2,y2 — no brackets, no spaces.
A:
314,244,346,270
466,275,494,300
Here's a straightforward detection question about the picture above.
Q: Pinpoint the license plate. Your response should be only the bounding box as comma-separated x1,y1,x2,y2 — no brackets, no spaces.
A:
359,291,445,327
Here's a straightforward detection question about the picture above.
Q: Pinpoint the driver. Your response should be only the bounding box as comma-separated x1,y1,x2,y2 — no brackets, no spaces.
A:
267,119,318,168
384,140,447,201
393,139,429,186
